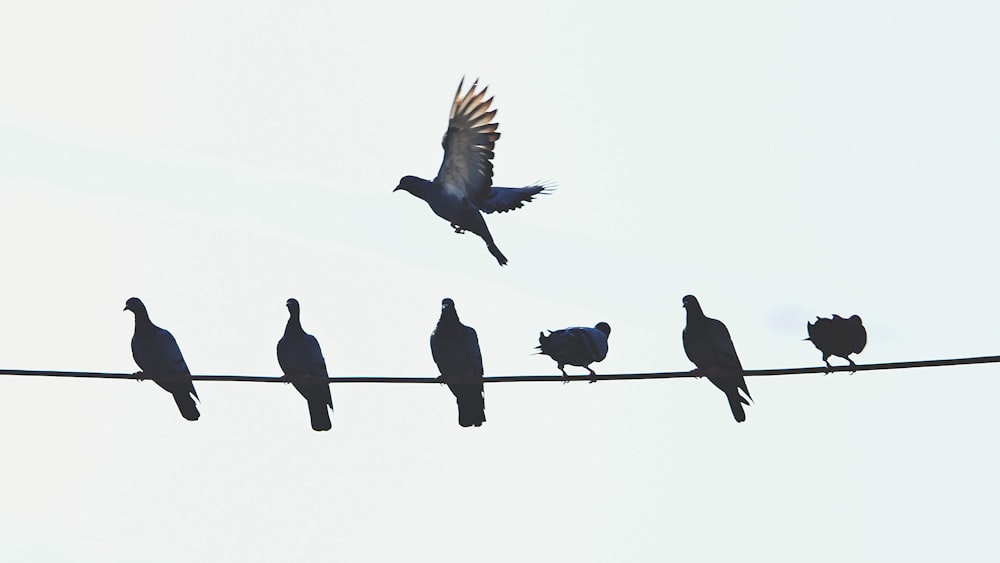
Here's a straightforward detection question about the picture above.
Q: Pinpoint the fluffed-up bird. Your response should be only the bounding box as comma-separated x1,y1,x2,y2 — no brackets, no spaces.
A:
395,78,551,266
536,323,611,383
124,297,200,421
682,295,752,423
806,314,867,372
277,298,334,431
430,298,486,427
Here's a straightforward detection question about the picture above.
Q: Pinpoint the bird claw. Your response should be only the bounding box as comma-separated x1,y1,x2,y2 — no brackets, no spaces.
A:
133,371,145,381
450,223,466,234
560,369,570,385
588,368,597,384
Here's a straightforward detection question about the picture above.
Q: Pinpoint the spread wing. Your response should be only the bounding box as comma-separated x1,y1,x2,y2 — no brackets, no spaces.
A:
434,78,500,205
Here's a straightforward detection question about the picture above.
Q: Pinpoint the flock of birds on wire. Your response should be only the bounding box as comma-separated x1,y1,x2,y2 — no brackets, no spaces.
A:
120,78,867,431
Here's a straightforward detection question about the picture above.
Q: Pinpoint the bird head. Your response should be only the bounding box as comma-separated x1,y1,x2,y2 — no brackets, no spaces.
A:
394,175,421,194
441,298,455,311
123,297,145,314
849,315,863,324
286,298,300,315
595,322,611,337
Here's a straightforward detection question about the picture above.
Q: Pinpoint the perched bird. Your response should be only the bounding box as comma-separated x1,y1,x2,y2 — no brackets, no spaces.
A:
277,298,333,431
430,298,485,427
124,297,199,421
536,323,611,383
806,314,867,371
395,78,551,266
682,295,751,423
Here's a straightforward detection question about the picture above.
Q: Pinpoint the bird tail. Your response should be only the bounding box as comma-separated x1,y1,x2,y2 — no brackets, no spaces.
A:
727,393,746,423
487,242,508,266
307,400,332,431
455,386,486,428
173,392,200,421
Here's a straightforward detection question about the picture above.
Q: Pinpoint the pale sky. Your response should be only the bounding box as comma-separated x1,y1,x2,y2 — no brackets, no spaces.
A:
1,1,999,562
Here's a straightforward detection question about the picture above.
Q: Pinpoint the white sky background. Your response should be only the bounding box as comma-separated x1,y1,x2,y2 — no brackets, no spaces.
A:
1,1,998,561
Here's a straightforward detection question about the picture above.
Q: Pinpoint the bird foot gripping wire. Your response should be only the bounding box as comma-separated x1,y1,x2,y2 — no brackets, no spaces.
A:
449,223,466,234
133,371,145,381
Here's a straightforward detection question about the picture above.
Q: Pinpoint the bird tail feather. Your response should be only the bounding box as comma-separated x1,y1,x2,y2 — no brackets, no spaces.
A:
727,393,746,423
173,392,200,421
307,400,332,431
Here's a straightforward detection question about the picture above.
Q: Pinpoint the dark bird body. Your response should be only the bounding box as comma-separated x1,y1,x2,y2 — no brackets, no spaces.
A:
277,299,333,431
806,314,867,370
395,78,550,266
682,295,751,423
124,297,199,421
536,323,611,382
430,298,485,427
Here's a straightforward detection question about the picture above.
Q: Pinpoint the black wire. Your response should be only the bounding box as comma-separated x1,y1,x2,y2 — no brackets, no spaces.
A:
0,354,997,384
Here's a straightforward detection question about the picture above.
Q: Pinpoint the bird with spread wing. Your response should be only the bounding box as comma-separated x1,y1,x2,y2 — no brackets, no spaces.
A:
395,78,552,266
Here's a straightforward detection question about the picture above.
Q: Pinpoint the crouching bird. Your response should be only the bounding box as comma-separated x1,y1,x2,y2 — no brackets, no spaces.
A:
536,323,611,383
430,298,486,427
124,297,200,421
682,295,752,423
277,298,334,431
806,314,867,372
394,78,552,266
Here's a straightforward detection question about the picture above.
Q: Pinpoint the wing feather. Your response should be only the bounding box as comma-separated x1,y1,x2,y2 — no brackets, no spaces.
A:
435,78,501,205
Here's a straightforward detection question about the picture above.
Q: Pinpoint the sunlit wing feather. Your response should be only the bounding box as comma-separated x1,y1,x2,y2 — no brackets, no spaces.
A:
434,78,500,205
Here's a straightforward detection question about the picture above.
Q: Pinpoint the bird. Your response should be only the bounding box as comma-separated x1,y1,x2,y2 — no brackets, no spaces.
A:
394,78,551,266
430,298,486,427
805,314,867,372
124,297,200,421
277,298,334,431
536,323,611,383
682,295,752,423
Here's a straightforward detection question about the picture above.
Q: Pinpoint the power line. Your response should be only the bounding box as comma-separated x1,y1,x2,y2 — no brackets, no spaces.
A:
0,354,997,384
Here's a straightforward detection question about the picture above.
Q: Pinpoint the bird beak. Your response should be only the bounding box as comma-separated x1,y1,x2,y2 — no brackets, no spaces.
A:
123,306,128,312
393,186,401,192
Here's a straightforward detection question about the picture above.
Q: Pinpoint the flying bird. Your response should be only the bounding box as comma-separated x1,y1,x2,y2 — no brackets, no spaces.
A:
536,323,611,383
682,295,752,423
430,298,486,427
805,314,867,372
277,298,334,431
394,78,551,266
124,297,200,421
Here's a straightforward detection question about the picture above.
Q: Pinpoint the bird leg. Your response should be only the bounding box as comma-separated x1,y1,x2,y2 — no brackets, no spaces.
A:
587,367,597,384
848,358,857,375
560,366,570,385
450,223,466,234
824,359,833,375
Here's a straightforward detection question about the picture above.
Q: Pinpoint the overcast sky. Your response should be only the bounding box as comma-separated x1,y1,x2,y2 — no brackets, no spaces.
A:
2,1,999,562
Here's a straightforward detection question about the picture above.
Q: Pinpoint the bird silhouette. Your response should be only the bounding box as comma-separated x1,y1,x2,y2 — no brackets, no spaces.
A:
536,323,611,383
430,298,486,427
395,78,551,266
682,295,751,422
124,297,199,421
277,298,333,431
806,314,867,372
